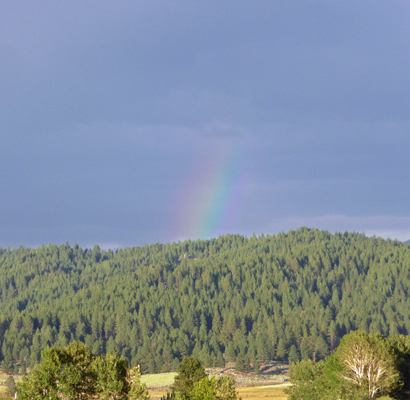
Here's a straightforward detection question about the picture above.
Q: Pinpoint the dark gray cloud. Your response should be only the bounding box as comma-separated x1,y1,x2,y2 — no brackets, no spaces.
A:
1,1,410,248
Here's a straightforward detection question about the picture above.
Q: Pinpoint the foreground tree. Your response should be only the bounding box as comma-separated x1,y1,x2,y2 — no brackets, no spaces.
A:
334,331,398,399
94,351,130,399
171,357,207,399
16,341,142,400
58,341,98,399
191,376,238,400
129,365,150,400
288,331,401,400
286,360,326,400
163,357,240,400
386,334,410,399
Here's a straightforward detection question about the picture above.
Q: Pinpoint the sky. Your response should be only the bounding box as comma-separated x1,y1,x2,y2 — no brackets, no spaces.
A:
1,1,410,249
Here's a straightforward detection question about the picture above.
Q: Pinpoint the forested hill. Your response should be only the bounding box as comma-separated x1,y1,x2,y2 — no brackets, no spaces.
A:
1,228,410,374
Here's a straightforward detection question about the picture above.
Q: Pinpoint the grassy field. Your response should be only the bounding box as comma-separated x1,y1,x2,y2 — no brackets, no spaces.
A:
236,383,290,400
146,383,290,400
0,373,6,395
141,372,177,388
147,383,290,400
141,370,290,400
0,371,290,399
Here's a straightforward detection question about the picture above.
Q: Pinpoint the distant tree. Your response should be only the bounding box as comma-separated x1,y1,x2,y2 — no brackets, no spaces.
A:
315,336,330,361
253,359,261,374
225,343,236,362
1,354,13,374
215,351,225,368
276,339,286,360
288,345,299,365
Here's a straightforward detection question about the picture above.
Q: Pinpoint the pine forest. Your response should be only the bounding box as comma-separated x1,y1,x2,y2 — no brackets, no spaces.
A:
1,228,409,375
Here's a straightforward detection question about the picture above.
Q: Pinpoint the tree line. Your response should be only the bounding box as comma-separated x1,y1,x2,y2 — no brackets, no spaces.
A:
1,228,410,373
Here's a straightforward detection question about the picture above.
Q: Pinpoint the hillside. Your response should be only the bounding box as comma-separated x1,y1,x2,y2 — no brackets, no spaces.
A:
1,228,410,374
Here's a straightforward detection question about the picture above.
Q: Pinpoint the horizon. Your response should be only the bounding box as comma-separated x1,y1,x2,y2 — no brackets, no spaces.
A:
2,226,409,252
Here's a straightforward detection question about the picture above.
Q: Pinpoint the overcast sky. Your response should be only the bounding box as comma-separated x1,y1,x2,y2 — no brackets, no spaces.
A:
1,1,410,249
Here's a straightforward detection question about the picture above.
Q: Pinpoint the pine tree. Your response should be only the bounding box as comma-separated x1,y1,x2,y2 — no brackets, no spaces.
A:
288,345,299,365
170,357,206,399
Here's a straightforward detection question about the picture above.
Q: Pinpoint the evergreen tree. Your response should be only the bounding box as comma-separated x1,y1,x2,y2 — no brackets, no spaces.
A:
165,357,206,400
288,345,299,365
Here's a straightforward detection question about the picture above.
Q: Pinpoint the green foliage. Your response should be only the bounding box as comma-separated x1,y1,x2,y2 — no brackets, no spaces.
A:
94,352,130,399
288,345,299,365
1,354,13,374
286,359,325,400
288,331,404,400
129,365,150,400
1,229,410,370
386,334,410,399
333,331,398,399
171,357,206,399
191,377,218,400
214,376,239,400
58,341,98,399
191,376,238,400
5,375,16,398
17,341,135,400
164,357,239,400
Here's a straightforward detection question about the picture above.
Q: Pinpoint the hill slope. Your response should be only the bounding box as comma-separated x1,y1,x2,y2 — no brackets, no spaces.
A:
1,228,409,373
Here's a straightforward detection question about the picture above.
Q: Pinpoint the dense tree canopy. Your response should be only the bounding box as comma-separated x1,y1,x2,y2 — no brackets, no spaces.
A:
1,228,410,372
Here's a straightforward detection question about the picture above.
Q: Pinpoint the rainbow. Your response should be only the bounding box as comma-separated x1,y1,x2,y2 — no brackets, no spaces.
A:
171,143,249,241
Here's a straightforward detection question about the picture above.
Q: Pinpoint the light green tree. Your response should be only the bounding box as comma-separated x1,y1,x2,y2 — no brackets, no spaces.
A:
334,331,399,399
191,377,217,400
171,357,206,399
185,375,239,400
129,365,150,400
163,357,239,400
94,352,130,399
288,331,401,400
286,359,325,400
